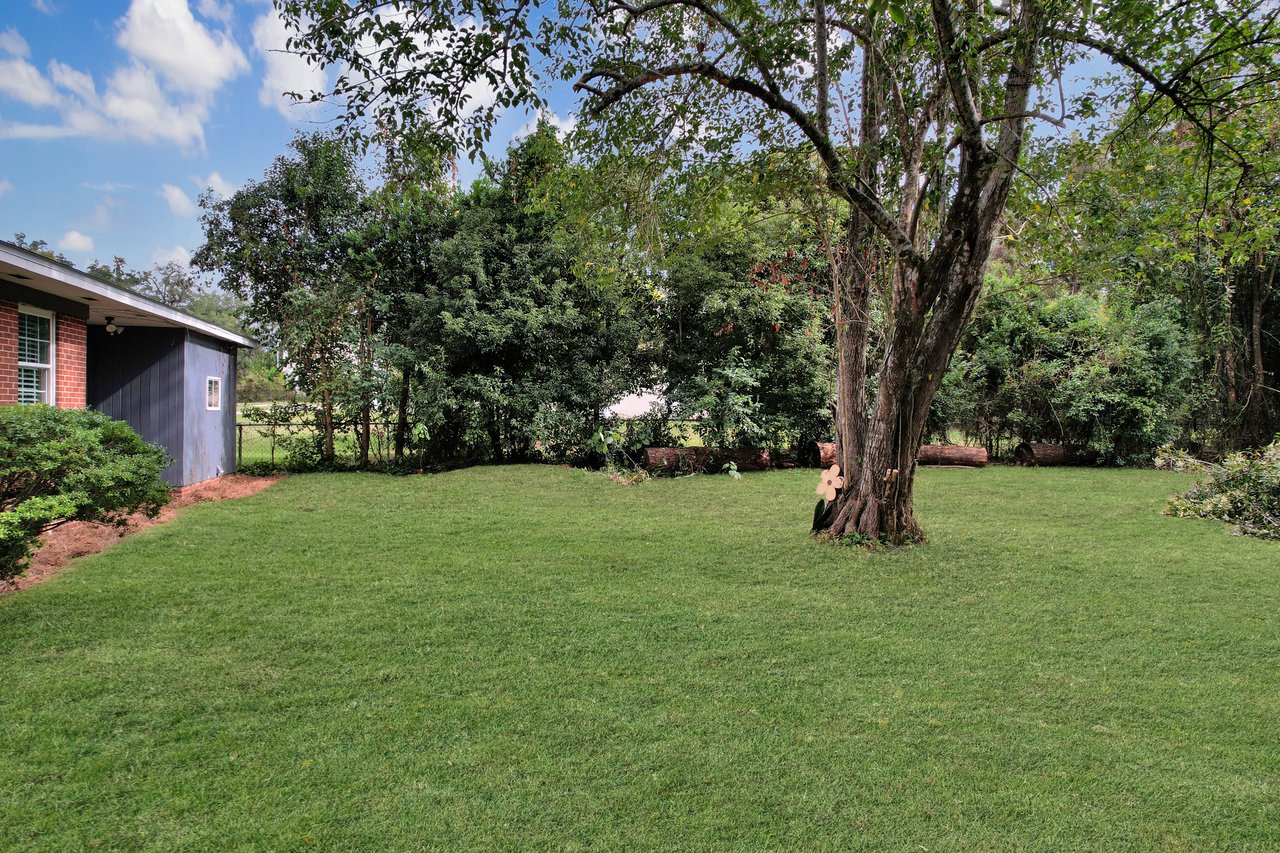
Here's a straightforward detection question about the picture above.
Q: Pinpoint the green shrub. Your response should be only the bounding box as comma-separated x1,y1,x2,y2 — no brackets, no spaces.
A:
933,291,1195,464
619,403,681,456
1165,442,1280,539
530,403,598,465
655,234,832,452
0,405,170,581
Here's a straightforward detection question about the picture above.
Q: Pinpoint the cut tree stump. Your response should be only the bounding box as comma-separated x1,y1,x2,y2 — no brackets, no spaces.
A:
815,441,986,468
1013,442,1099,466
709,448,771,472
817,441,836,468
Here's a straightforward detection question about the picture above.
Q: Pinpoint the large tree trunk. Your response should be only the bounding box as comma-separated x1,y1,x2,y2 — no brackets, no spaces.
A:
816,2,1038,544
394,367,411,462
358,404,372,469
820,222,1008,543
831,54,880,485
321,389,335,462
1240,256,1276,447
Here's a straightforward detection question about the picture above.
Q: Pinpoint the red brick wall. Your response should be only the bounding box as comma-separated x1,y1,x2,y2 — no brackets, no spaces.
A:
0,300,16,406
0,302,88,408
55,314,87,409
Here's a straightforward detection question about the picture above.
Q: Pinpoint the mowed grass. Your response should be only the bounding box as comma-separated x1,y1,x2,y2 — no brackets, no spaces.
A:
1,466,1277,851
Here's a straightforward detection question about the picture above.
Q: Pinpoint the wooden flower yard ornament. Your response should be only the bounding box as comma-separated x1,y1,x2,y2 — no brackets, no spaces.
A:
816,464,844,502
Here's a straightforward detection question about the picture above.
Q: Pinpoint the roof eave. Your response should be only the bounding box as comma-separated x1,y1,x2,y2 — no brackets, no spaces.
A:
0,241,257,349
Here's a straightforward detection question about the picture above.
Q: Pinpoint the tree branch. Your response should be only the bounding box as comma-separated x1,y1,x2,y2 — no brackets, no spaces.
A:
814,0,830,137
931,0,985,147
1043,26,1257,167
575,61,924,264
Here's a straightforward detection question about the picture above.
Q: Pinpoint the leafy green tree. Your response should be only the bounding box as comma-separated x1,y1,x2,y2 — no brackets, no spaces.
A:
144,262,204,308
360,185,449,461
421,123,653,462
11,233,71,265
932,289,1195,464
277,0,1280,543
86,256,152,291
86,258,204,308
1011,104,1280,451
654,219,832,452
194,132,371,462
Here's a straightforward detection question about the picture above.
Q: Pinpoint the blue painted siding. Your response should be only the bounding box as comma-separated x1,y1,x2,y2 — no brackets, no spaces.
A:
86,326,186,485
88,327,239,486
182,331,237,484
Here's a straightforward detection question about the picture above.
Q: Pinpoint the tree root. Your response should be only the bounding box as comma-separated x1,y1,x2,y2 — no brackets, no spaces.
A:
819,493,924,547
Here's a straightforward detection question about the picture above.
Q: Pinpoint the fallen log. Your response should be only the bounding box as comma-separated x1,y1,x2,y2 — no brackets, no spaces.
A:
815,441,987,468
645,447,710,473
918,444,988,467
1013,442,1099,466
708,447,771,472
643,447,772,474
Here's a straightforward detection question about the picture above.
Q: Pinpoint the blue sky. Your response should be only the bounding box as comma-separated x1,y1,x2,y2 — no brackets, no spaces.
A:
0,0,567,273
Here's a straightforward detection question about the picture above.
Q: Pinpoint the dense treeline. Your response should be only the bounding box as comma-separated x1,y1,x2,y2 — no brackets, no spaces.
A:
964,102,1280,459
189,108,1276,472
193,123,834,469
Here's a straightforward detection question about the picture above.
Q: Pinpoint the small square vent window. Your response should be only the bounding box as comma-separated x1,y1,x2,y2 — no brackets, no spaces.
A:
206,377,222,411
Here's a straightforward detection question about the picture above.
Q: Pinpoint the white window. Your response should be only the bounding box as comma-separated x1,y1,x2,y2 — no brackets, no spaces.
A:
17,306,55,406
206,376,221,411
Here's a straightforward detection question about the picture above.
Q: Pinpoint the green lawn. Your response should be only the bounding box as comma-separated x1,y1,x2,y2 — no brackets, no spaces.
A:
1,466,1277,850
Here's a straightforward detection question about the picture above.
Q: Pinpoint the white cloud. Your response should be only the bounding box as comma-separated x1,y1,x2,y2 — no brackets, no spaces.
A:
198,170,236,198
31,0,55,14
0,121,80,140
514,111,577,141
83,180,133,191
0,178,12,197
151,244,190,266
58,230,93,253
251,10,328,119
197,0,233,26
0,1,248,150
99,63,207,148
88,205,112,228
0,58,61,107
0,28,31,58
159,182,197,216
117,0,248,97
49,60,96,102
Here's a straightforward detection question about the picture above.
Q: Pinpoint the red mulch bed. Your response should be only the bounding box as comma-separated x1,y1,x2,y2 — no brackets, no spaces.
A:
4,474,284,595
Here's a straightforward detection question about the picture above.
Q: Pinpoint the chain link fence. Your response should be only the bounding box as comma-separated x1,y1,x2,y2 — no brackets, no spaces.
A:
236,419,414,469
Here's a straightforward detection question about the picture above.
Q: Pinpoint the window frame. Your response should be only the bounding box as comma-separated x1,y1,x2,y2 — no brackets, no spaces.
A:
16,305,56,406
205,376,222,411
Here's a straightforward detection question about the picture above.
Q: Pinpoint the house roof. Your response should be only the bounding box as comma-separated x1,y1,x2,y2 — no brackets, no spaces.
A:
0,240,256,348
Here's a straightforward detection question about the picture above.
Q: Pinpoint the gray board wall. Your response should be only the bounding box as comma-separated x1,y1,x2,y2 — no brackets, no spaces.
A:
87,327,237,486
